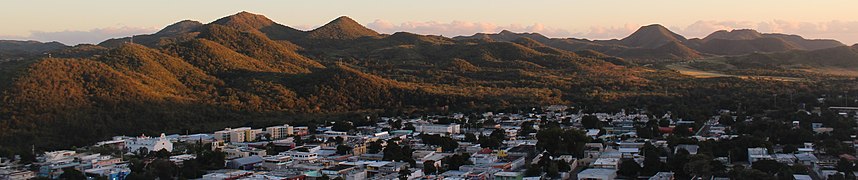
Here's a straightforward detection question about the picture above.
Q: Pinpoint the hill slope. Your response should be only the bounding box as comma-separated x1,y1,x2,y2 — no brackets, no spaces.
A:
620,24,687,48
306,16,380,40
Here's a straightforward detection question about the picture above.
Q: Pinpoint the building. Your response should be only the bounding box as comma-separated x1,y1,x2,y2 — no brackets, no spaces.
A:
649,172,674,180
293,126,310,136
0,169,35,180
415,124,461,134
214,127,261,143
577,168,617,180
283,145,321,163
266,124,294,140
748,148,772,165
495,171,523,180
592,158,620,169
125,133,173,153
226,156,264,170
42,150,76,163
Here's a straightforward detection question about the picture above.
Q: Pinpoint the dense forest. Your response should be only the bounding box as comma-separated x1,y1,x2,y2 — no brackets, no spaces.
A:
1,12,857,156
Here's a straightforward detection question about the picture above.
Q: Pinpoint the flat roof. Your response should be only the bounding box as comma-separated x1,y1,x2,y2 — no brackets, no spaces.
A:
578,168,617,177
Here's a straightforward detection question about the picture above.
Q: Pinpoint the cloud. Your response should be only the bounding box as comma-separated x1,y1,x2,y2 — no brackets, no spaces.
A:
3,20,856,45
0,26,158,45
572,24,640,40
366,19,573,38
364,19,858,44
676,20,858,44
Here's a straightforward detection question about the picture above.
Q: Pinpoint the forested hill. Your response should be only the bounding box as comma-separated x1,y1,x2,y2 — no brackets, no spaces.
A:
0,12,853,154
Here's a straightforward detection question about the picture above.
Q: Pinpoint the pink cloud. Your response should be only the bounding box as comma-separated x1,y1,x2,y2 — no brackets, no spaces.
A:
573,24,640,40
0,26,158,45
676,20,858,44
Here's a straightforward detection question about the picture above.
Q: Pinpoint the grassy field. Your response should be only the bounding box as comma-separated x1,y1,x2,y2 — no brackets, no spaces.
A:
664,58,806,81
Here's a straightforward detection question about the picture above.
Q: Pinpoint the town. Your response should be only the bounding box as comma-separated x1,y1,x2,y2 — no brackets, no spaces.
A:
2,104,858,180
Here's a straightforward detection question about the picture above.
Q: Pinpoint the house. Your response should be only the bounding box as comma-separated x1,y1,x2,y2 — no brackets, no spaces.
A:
0,169,35,180
675,144,699,155
577,168,617,180
592,158,620,169
748,148,772,165
226,156,264,170
584,143,605,158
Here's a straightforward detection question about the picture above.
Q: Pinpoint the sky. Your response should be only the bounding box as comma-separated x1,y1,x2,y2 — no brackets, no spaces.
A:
2,0,857,45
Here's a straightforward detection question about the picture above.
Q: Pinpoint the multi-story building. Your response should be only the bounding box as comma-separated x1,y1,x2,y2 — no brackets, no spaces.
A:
416,124,461,134
214,127,260,143
266,124,294,140
293,126,310,136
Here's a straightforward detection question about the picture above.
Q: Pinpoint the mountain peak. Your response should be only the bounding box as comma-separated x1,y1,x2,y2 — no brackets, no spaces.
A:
499,30,515,35
155,20,203,35
703,29,763,41
307,16,379,40
212,11,276,30
621,24,687,48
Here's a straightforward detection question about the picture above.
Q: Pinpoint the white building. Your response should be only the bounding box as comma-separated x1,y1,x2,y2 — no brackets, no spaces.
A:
416,124,461,134
748,148,772,165
592,158,620,169
42,150,76,163
125,133,173,153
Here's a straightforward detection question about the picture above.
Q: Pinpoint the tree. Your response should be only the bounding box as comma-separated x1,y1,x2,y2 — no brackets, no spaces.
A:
419,134,458,152
524,164,542,177
659,119,671,127
153,149,171,158
520,121,537,135
490,129,506,141
669,148,690,178
58,167,86,180
367,140,383,154
546,161,560,178
836,158,855,173
443,153,472,171
752,159,786,175
641,142,666,176
617,158,641,178
331,121,354,132
422,160,437,175
464,133,477,142
180,159,205,179
581,115,602,129
398,168,411,180
673,124,694,137
731,167,775,180
685,155,713,177
336,144,352,155
536,127,590,157
782,144,798,154
150,159,178,180
719,113,735,126
383,140,404,161
389,119,402,129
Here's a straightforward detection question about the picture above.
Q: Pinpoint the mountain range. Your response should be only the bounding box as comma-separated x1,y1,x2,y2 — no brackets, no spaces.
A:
0,11,855,152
